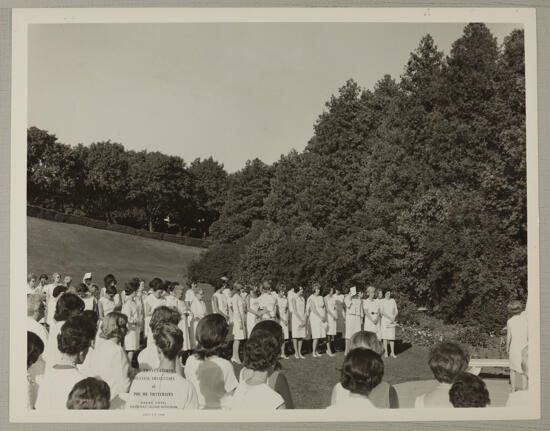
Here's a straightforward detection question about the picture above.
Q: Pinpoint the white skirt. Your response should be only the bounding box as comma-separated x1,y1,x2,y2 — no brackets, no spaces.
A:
363,315,379,333
327,316,337,336
345,315,361,339
291,314,306,338
278,318,289,340
246,313,257,336
233,318,247,340
380,317,396,340
309,313,327,339
124,327,139,351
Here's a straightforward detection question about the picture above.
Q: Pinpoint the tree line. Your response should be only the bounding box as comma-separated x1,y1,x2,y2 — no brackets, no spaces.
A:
27,129,228,237
189,24,527,332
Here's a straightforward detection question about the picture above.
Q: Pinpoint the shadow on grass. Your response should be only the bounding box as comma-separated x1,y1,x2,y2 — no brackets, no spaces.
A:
395,340,412,355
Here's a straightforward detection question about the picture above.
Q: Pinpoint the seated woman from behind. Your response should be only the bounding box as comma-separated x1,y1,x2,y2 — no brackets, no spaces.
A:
449,372,490,408
331,331,398,408
328,348,384,410
415,342,470,408
127,323,198,410
229,324,285,410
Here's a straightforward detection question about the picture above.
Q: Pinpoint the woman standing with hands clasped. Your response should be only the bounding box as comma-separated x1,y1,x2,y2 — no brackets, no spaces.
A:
290,286,306,359
362,286,380,334
308,283,329,357
380,290,398,358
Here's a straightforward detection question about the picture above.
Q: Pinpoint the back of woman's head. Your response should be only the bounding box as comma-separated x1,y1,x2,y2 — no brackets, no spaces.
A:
195,314,228,360
105,284,117,296
449,372,490,407
153,323,183,360
428,342,470,383
244,328,281,372
100,312,128,342
27,331,44,369
58,316,94,355
76,283,89,296
80,310,99,337
149,277,164,291
507,300,524,316
67,377,111,410
250,320,284,347
150,306,181,331
124,282,137,296
54,292,85,322
52,285,67,299
341,348,384,397
350,331,383,355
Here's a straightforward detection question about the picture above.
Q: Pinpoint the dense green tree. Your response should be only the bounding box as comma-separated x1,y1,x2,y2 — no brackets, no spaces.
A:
210,159,273,243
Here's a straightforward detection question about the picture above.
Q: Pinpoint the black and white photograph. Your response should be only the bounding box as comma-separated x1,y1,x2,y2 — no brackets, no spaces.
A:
10,7,540,422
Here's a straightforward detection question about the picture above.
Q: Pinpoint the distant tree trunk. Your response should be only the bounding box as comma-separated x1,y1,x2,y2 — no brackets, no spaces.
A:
148,217,154,232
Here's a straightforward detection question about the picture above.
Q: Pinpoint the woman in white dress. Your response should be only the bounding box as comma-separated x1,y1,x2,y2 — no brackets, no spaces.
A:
506,300,528,391
380,290,398,358
144,278,166,341
375,289,384,340
77,283,98,313
173,285,193,352
362,286,380,334
324,287,338,356
189,288,207,350
246,287,263,335
121,282,140,363
344,287,363,354
98,285,118,321
308,283,329,357
290,287,306,359
276,285,290,359
231,284,247,363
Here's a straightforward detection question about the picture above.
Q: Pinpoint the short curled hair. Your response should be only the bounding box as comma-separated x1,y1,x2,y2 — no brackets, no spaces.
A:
124,281,137,296
66,377,111,409
104,284,117,296
57,316,94,355
52,285,67,299
80,310,99,337
250,320,284,347
244,328,281,371
350,331,383,355
154,323,183,360
340,348,384,397
428,342,470,384
103,274,116,286
100,312,128,342
194,314,228,360
54,292,85,322
27,331,44,369
150,306,181,331
76,283,89,296
149,277,164,291
449,372,490,408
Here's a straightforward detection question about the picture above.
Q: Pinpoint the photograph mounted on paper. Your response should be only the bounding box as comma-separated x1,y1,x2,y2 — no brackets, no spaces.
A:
10,7,540,423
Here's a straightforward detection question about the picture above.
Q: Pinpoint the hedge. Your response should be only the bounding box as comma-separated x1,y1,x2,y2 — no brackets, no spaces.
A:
27,205,210,249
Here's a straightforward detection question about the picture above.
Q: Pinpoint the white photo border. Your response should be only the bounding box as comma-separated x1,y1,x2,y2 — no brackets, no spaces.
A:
10,7,540,423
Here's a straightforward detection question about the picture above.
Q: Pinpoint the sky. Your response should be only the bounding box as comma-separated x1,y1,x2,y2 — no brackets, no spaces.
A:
28,22,521,173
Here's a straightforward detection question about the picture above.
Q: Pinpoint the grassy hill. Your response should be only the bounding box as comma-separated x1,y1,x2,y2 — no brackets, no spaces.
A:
27,217,209,295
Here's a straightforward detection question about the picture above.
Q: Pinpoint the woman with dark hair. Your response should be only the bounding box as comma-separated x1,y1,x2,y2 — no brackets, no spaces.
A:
184,314,238,409
229,324,285,410
67,377,111,410
415,342,470,408
35,316,94,410
449,372,490,408
100,274,121,311
79,312,131,400
27,331,44,409
246,320,295,409
98,284,118,320
121,282,140,363
308,283,329,357
128,323,198,410
45,292,85,368
328,348,384,409
380,289,398,358
137,305,181,371
144,277,166,340
290,286,306,359
77,283,98,313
